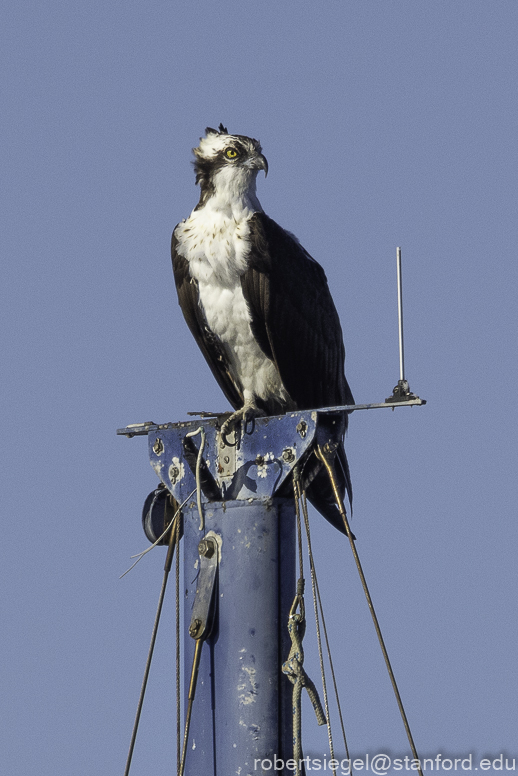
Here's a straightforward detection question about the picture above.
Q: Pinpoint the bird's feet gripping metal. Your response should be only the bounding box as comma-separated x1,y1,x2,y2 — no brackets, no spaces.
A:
219,399,267,444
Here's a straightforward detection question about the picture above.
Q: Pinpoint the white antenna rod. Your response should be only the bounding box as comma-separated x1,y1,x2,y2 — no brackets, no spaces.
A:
385,245,423,404
397,247,405,382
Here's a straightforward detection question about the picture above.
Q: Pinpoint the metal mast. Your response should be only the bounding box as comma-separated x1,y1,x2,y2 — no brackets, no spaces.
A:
118,246,425,775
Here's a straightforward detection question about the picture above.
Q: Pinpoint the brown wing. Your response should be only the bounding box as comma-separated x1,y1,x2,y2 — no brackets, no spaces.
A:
241,212,354,412
241,212,354,526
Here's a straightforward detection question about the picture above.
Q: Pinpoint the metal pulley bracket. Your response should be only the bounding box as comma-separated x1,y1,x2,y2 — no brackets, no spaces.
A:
189,535,219,642
180,533,220,775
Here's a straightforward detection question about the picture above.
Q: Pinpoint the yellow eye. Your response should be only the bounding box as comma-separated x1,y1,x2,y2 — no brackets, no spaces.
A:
225,148,238,159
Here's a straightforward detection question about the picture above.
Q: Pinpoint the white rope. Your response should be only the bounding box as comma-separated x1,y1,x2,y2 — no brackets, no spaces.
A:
184,426,206,531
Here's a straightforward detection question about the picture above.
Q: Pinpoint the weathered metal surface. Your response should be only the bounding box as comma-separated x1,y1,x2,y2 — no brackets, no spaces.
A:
182,498,296,776
117,400,426,775
140,412,318,504
117,403,426,510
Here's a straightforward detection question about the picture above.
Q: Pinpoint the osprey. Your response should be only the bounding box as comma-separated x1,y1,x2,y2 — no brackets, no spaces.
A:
171,125,354,532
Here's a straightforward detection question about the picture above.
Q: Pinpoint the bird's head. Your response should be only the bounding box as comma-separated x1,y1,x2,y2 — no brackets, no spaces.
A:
192,124,268,210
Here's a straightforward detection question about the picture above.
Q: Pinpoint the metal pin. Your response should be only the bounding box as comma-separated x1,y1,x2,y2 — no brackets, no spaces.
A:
179,639,204,776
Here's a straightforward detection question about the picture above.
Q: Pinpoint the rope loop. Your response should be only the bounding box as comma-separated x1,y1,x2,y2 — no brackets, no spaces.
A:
283,587,327,775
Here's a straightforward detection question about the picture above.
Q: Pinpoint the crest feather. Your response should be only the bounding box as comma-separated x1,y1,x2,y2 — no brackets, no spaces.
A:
204,124,228,136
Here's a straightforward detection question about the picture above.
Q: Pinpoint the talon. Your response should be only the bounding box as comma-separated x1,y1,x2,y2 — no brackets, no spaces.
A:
220,402,266,443
220,418,237,446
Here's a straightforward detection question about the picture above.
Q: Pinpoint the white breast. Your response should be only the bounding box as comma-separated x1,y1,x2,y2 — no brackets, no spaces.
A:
175,206,288,406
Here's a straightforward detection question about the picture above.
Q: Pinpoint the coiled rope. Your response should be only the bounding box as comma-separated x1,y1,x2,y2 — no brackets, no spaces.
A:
299,483,352,772
295,476,337,774
283,475,327,776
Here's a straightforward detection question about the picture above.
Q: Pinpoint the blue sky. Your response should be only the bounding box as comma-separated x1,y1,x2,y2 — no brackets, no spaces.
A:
2,2,517,774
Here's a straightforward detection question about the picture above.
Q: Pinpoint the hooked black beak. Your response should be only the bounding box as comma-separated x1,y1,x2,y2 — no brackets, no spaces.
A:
251,153,268,177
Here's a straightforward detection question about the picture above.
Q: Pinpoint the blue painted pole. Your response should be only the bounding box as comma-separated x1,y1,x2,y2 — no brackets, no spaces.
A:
121,411,322,775
182,497,296,775
120,397,426,775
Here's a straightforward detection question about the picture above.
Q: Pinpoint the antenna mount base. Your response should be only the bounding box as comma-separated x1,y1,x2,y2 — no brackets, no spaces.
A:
385,379,420,404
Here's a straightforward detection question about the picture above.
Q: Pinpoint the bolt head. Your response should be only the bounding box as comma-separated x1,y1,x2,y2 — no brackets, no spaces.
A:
198,538,215,558
296,420,308,438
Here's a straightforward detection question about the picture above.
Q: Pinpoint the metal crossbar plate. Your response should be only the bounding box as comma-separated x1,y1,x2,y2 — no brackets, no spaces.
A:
136,412,318,504
117,398,426,504
116,397,426,439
